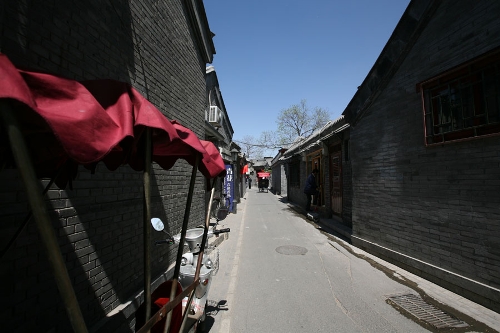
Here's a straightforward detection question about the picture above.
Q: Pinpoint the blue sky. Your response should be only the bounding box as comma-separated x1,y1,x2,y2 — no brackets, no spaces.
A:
204,0,410,145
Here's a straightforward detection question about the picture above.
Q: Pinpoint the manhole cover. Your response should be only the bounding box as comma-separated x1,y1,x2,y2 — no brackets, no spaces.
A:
387,293,468,329
275,245,308,255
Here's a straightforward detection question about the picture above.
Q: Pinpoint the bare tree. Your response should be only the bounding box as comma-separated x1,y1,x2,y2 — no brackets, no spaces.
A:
257,130,278,157
236,100,330,158
238,135,257,159
276,99,330,144
311,106,331,133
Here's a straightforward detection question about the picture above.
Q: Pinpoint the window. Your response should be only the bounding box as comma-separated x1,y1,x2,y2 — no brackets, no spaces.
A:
420,49,500,145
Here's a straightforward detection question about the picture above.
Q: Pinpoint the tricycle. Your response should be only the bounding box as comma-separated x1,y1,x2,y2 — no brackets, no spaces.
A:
257,172,270,192
0,54,229,333
135,221,230,333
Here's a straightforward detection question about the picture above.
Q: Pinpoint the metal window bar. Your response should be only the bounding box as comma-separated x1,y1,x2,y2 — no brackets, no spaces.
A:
483,64,500,124
424,64,500,144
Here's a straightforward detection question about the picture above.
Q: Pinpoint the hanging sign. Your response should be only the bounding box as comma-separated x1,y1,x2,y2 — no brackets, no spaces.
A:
223,164,234,211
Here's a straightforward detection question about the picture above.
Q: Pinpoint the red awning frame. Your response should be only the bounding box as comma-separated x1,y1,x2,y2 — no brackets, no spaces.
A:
0,54,225,184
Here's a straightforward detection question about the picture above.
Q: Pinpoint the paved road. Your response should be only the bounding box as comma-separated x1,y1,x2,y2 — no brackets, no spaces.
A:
204,188,500,333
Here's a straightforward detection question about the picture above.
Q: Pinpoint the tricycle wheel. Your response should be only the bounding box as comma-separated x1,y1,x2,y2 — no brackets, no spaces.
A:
196,319,206,333
210,199,220,219
196,303,207,332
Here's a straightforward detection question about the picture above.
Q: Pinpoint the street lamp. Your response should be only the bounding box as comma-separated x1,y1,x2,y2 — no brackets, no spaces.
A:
231,148,239,162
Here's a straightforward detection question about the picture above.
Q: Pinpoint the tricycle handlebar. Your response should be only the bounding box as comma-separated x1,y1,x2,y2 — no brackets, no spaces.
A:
156,227,231,247
155,239,174,245
213,228,230,236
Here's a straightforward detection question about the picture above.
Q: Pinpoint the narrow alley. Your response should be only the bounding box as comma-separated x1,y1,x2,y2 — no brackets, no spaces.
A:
205,189,500,333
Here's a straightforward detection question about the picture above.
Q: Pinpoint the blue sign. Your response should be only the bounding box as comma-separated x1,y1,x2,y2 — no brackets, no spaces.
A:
223,164,234,211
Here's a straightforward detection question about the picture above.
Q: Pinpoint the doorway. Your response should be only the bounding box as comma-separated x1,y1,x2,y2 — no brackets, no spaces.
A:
307,150,322,206
330,150,342,215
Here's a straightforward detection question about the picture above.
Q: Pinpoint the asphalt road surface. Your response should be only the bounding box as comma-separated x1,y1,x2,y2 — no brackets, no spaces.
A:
205,188,436,333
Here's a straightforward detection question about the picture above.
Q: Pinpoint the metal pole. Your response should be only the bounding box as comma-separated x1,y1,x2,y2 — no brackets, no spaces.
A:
178,186,215,332
0,168,61,259
193,187,214,273
164,155,200,333
136,279,198,333
0,101,88,333
178,288,196,333
143,127,153,327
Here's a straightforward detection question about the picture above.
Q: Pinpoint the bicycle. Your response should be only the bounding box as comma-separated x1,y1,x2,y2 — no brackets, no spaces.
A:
210,194,229,223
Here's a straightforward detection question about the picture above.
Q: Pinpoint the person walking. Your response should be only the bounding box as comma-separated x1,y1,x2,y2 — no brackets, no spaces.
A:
303,169,319,211
248,177,252,189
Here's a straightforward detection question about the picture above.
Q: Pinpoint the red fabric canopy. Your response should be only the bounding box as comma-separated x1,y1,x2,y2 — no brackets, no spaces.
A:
0,54,225,186
201,140,226,179
241,164,248,174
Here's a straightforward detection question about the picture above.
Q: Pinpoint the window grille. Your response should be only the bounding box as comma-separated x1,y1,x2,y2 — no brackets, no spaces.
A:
420,49,500,145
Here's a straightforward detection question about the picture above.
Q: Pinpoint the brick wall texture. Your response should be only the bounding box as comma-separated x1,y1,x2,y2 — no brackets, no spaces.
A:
271,162,287,197
342,135,353,227
287,160,307,209
350,0,500,309
0,1,211,331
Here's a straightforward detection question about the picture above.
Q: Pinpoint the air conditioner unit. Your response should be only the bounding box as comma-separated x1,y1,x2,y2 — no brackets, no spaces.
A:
208,105,222,127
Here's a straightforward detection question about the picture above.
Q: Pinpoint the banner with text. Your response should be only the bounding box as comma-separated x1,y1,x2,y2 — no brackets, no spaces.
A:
223,164,234,211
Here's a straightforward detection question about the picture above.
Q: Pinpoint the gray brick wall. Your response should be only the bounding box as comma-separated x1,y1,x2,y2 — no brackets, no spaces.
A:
342,133,352,226
350,0,500,311
0,1,211,331
287,160,308,208
270,160,287,197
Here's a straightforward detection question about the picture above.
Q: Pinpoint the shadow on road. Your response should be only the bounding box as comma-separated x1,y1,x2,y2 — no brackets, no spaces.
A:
282,204,353,244
202,299,228,332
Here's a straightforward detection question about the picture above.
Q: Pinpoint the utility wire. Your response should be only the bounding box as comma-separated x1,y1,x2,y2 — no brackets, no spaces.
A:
233,140,293,149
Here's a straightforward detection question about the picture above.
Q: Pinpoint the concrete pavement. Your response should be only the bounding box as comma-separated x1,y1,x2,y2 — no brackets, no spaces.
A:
206,187,500,332
303,208,500,332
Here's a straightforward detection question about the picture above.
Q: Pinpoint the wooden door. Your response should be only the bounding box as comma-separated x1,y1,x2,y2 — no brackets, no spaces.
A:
330,151,342,215
308,152,322,206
